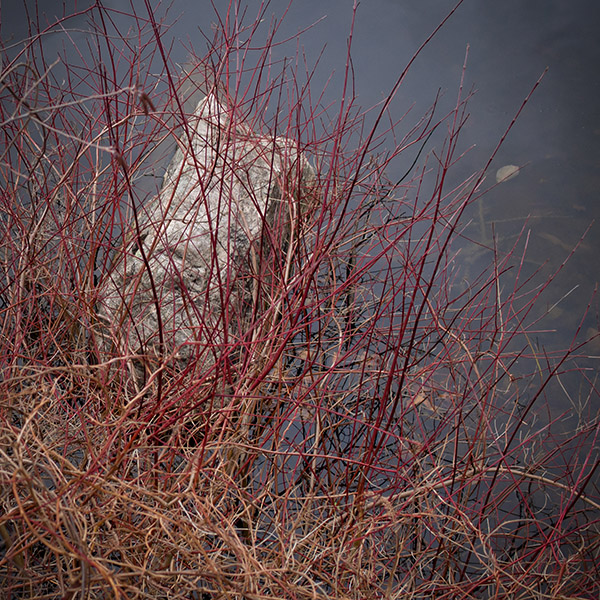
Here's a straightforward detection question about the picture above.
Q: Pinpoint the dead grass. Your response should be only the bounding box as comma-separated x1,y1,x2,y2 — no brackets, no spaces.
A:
1,1,599,598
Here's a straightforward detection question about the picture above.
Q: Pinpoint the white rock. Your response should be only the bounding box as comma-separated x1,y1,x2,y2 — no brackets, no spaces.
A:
99,94,315,374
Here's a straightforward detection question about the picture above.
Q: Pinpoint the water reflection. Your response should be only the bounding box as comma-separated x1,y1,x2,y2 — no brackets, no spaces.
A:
4,0,598,403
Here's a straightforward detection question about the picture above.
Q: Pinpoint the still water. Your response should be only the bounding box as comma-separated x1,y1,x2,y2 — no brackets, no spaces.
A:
3,0,599,407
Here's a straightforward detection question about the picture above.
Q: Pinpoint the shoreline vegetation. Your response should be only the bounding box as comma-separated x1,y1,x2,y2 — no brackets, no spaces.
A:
1,2,599,598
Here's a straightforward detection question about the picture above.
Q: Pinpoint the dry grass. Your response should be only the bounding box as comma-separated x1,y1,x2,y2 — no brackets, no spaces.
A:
1,2,599,598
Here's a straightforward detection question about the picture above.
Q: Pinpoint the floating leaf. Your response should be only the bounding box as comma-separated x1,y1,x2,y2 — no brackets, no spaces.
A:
496,164,520,183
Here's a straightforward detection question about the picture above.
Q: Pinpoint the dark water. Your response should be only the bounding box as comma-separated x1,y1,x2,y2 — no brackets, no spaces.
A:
3,0,599,404
2,3,598,591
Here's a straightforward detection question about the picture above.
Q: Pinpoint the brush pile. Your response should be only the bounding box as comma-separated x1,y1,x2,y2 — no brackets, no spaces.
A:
1,2,598,599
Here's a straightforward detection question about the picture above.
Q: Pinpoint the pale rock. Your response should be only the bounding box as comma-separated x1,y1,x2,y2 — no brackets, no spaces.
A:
99,94,315,375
